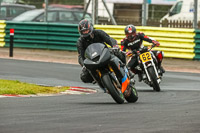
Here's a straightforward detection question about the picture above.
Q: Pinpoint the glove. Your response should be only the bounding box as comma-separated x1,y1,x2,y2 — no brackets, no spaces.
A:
148,45,152,49
132,49,137,54
152,40,160,47
141,46,148,52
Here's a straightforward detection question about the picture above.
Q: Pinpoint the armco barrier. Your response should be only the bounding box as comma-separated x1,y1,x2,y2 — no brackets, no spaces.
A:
94,25,196,59
194,29,200,60
0,20,6,47
0,21,197,60
4,21,79,51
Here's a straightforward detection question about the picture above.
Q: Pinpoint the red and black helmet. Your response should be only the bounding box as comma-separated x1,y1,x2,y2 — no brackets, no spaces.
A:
124,25,136,41
78,19,93,38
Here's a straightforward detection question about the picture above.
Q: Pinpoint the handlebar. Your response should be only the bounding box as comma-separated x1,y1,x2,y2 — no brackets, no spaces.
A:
116,45,156,57
124,46,152,57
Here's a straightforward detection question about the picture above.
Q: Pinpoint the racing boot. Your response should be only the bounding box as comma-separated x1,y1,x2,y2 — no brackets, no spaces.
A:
135,69,143,82
128,69,135,84
160,66,165,73
156,52,165,76
128,70,135,79
138,73,143,82
158,62,165,76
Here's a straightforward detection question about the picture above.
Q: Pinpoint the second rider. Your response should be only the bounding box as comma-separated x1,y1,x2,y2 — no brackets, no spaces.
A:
121,24,165,81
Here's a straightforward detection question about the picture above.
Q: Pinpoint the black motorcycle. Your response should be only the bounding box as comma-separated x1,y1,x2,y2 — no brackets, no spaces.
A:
83,43,138,104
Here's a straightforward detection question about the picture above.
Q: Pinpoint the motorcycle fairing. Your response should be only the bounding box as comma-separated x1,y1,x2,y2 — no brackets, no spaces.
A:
84,43,105,60
121,73,130,93
84,43,111,70
109,55,125,79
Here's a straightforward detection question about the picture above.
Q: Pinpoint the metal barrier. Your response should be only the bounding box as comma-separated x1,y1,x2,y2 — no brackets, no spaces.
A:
194,29,200,60
4,21,79,51
0,21,198,60
0,20,6,47
94,25,195,59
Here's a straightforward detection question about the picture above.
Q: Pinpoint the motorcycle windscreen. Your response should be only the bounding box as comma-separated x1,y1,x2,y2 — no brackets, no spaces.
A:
84,43,111,69
84,43,105,60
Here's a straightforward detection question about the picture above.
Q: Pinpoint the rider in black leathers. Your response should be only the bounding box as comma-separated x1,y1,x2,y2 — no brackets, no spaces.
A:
121,24,165,81
77,19,125,83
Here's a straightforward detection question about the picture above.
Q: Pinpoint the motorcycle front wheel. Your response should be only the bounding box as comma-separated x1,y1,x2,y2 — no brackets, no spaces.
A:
147,66,161,92
125,83,138,103
101,73,125,104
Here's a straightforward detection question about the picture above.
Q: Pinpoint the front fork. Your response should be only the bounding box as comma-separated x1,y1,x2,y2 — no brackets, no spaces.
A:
108,64,130,93
142,60,160,82
95,55,130,94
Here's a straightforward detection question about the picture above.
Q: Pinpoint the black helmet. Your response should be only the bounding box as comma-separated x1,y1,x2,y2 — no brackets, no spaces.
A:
78,19,93,38
124,25,136,41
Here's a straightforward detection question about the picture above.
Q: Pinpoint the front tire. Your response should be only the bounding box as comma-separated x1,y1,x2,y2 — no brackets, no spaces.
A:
125,83,138,103
101,73,125,104
147,66,161,92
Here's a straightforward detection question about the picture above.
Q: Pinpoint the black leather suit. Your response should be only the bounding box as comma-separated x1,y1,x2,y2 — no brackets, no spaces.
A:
77,29,122,83
77,29,118,66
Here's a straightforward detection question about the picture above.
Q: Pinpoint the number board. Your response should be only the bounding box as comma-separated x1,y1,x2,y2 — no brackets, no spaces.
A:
139,52,152,63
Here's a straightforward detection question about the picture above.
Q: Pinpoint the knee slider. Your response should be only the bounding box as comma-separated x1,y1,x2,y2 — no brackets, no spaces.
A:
80,69,93,83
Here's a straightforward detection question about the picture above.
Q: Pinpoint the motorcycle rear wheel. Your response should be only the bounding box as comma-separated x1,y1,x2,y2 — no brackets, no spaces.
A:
102,73,125,104
147,66,161,92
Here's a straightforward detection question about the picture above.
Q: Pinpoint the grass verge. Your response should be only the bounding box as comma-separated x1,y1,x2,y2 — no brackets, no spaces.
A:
0,79,69,95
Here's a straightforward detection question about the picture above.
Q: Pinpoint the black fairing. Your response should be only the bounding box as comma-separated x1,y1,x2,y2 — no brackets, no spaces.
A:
84,43,111,70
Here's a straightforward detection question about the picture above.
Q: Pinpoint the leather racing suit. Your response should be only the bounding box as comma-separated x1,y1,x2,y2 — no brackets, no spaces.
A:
121,32,164,76
77,29,125,83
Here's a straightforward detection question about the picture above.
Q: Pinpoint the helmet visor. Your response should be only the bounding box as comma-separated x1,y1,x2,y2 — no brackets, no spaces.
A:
80,29,92,37
81,29,90,35
126,33,136,41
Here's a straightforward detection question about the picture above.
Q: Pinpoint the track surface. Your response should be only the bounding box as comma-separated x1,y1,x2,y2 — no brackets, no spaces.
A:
0,58,200,133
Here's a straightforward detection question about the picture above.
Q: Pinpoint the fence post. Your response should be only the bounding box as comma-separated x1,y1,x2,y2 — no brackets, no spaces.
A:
194,0,198,29
142,0,147,26
44,0,48,22
9,29,14,57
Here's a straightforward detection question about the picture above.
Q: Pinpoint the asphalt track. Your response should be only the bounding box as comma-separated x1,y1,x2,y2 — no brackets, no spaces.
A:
0,58,200,133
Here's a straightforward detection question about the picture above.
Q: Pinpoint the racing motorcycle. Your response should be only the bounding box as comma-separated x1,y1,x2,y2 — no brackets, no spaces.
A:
83,43,138,104
127,45,162,92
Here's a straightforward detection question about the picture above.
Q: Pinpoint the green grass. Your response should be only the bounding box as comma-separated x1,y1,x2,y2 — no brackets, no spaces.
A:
0,79,69,95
